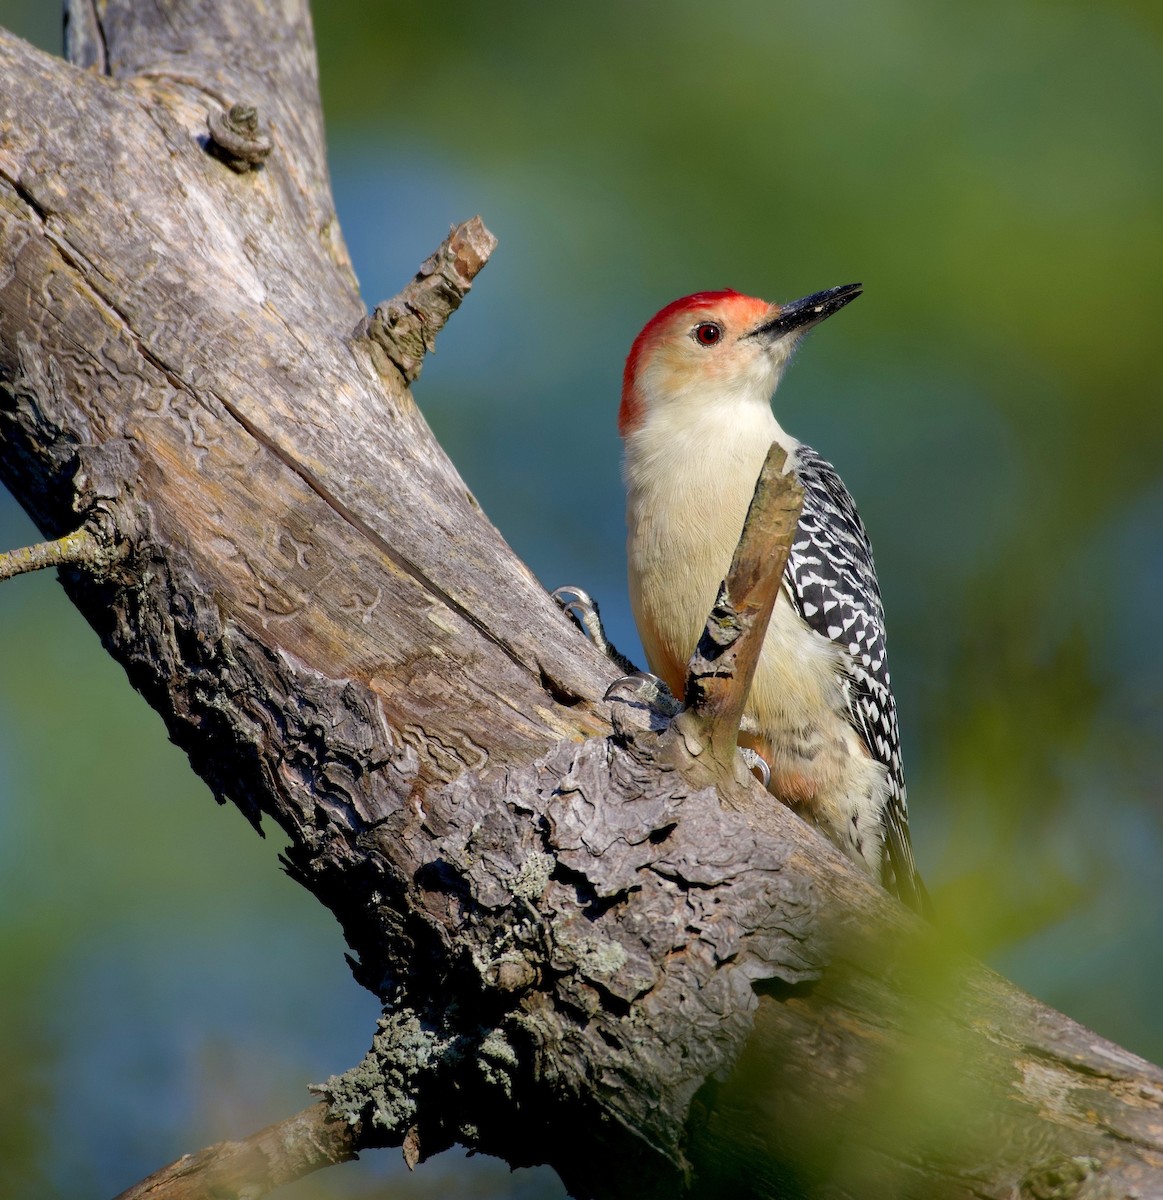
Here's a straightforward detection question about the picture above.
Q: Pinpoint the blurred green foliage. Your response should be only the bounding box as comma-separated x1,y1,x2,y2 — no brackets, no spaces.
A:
1,1,1160,1196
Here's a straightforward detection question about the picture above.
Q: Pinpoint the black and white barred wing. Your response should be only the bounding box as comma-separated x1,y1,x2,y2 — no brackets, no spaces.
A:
784,444,927,912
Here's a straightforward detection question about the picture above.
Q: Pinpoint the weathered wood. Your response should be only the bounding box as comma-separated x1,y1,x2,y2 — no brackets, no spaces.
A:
113,1102,358,1200
0,12,609,797
357,216,499,383
2,6,1162,1200
668,442,803,787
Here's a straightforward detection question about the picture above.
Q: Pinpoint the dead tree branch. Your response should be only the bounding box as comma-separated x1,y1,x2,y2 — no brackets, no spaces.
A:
113,1103,359,1200
356,216,499,383
0,522,118,581
667,442,803,788
1,5,1161,1200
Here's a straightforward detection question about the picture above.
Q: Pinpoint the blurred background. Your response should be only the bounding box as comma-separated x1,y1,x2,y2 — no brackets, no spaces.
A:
1,1,1160,1196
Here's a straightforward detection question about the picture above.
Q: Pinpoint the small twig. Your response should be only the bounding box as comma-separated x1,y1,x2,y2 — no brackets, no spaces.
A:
0,526,116,583
671,442,804,772
113,1102,360,1200
357,216,498,383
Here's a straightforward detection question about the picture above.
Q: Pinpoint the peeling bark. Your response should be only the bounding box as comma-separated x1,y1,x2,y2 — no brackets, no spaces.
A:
2,5,1162,1200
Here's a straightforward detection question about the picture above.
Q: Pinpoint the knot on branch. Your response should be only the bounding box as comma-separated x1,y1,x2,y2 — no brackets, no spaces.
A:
207,103,272,172
357,217,498,383
0,507,128,586
0,525,110,584
1020,1155,1103,1200
700,582,744,653
314,1005,500,1170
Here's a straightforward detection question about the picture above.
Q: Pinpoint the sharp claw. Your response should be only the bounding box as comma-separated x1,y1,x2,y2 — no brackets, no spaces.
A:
740,747,771,788
556,588,768,783
603,671,681,717
602,670,651,703
551,584,610,654
551,585,593,609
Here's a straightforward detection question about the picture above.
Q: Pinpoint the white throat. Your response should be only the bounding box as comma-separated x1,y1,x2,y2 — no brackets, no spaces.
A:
623,381,799,511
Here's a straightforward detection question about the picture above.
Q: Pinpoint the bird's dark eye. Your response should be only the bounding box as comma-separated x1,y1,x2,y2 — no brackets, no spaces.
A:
693,322,723,346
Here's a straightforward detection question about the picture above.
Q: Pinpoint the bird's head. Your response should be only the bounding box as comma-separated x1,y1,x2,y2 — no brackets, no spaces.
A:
619,284,862,438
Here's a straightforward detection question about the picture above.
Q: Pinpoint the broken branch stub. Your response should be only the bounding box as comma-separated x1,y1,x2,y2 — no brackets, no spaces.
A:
0,519,126,585
206,103,273,172
674,442,804,771
359,216,499,383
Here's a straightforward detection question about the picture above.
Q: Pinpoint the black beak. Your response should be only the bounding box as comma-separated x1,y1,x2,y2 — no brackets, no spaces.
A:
747,282,862,341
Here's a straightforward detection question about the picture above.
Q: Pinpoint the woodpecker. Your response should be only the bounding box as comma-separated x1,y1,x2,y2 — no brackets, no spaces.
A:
620,285,927,911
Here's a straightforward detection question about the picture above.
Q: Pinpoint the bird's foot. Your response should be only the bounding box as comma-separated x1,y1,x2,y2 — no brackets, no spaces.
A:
739,747,771,788
602,670,681,735
553,585,608,651
554,587,768,786
551,585,639,674
603,670,681,717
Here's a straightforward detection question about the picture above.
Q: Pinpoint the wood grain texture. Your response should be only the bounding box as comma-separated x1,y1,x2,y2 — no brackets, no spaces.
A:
674,441,804,774
113,1102,357,1200
1,7,1161,1200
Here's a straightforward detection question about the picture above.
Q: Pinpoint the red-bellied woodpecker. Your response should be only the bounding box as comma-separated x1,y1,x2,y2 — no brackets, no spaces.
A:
619,285,927,911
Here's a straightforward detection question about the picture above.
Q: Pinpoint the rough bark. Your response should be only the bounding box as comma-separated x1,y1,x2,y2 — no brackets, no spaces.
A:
1,5,1162,1200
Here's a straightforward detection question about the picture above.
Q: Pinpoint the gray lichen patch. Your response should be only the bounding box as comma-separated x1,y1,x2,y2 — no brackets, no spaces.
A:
507,850,555,901
315,1008,447,1134
569,933,629,980
477,1028,519,1097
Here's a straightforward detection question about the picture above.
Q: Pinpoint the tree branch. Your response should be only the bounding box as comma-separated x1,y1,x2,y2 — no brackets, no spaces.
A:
2,7,1162,1200
113,1103,360,1200
0,524,119,582
357,216,499,383
669,441,803,782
